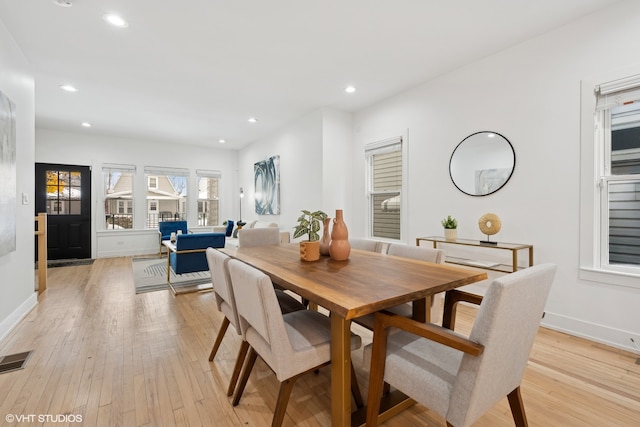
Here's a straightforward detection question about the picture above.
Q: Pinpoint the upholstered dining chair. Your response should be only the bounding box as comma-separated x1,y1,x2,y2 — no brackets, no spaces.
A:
205,248,306,396
236,226,308,311
349,238,389,254
364,263,557,427
354,244,446,330
227,259,364,427
237,227,280,247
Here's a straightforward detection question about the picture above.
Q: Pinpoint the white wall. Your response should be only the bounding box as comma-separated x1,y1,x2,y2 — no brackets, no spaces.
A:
35,129,238,257
238,109,324,237
352,0,640,352
237,108,355,238
322,108,354,224
0,21,37,341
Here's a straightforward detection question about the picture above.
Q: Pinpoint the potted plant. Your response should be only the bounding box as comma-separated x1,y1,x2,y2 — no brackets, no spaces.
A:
293,210,327,261
441,215,458,241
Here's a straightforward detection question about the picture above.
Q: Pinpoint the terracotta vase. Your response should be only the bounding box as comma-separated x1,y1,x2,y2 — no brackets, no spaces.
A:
319,217,331,256
299,240,320,262
329,209,350,261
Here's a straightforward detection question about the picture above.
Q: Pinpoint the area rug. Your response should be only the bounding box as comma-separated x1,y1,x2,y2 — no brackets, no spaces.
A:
132,257,212,294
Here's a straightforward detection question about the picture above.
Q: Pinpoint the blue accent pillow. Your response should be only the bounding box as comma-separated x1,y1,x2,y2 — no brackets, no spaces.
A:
225,220,234,237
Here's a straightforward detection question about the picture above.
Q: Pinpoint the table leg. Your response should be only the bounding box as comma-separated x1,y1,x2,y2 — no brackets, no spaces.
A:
166,250,171,283
331,315,352,427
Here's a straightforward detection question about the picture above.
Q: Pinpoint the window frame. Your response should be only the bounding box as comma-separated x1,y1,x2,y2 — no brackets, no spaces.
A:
196,169,221,227
102,163,136,230
580,73,640,288
364,135,407,242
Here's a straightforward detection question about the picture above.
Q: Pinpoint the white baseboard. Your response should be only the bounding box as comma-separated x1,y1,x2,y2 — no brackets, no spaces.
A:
542,311,640,354
0,292,38,344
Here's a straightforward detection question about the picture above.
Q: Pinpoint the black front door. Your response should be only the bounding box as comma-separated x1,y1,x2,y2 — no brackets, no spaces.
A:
35,163,91,260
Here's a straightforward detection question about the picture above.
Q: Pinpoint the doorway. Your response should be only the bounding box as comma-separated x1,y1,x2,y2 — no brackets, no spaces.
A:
35,163,91,260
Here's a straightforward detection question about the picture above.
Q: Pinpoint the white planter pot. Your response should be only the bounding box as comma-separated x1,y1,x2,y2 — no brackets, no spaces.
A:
444,228,457,241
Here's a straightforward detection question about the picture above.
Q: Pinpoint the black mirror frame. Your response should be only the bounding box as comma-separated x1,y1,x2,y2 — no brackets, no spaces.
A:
448,131,516,197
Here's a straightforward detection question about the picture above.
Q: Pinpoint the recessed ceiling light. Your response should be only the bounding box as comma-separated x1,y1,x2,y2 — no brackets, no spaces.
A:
52,0,73,7
345,85,356,93
218,139,226,144
60,84,78,92
248,117,257,123
81,122,92,128
103,13,128,28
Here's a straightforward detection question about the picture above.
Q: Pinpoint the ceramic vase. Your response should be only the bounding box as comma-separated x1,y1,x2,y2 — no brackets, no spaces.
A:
319,217,331,256
329,209,350,261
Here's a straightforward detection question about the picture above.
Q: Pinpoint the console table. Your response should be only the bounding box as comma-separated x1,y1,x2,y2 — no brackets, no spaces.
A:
415,236,533,273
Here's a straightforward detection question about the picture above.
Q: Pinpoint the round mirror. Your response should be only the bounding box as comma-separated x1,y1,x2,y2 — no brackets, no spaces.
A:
449,131,515,196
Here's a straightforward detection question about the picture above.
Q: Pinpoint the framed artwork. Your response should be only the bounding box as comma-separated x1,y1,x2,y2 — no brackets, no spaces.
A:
254,155,280,215
0,90,17,256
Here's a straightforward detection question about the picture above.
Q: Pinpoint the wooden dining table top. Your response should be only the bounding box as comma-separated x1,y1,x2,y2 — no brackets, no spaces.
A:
220,243,488,320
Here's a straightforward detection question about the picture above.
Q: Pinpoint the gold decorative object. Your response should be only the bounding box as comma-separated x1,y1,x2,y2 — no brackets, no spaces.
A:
478,213,501,245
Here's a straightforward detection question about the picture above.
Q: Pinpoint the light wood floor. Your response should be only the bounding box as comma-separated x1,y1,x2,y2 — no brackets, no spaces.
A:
0,257,638,426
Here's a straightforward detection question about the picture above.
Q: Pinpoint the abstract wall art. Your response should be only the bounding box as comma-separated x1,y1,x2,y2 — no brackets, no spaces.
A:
0,90,17,256
254,155,280,215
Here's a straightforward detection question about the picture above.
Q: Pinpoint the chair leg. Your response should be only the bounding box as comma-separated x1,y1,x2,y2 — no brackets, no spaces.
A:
227,341,249,397
272,378,298,427
209,317,230,361
507,386,528,427
350,361,364,409
365,319,391,427
232,347,258,406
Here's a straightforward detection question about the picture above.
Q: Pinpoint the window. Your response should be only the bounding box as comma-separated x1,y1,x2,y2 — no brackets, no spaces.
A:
580,74,640,286
148,176,158,189
197,170,221,226
46,169,82,215
144,166,188,228
365,137,403,240
103,164,135,229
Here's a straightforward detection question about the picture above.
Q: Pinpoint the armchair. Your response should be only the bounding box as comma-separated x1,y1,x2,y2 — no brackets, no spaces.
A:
168,232,225,294
364,263,557,427
158,220,188,254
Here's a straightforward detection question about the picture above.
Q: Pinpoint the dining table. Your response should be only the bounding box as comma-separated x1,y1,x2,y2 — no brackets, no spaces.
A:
220,243,487,426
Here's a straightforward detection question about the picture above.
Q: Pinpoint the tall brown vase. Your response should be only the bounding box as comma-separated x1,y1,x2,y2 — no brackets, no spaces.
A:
329,209,350,261
319,217,331,256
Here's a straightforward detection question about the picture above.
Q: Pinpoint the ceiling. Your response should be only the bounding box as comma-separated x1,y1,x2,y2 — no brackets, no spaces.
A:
0,0,619,149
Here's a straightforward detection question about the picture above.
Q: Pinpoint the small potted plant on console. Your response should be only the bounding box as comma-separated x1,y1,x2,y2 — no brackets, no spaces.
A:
441,215,458,241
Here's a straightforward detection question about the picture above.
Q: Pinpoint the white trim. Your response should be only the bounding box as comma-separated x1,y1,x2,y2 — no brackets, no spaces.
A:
579,267,640,289
0,293,37,344
542,310,640,354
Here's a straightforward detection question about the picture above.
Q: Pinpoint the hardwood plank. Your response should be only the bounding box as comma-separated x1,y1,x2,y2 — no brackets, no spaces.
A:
0,257,636,427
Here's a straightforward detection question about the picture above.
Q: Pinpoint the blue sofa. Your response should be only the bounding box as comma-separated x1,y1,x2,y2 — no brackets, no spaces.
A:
158,220,188,254
170,232,225,276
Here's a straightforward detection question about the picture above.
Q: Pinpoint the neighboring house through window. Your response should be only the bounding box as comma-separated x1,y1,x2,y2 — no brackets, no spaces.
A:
144,166,188,228
580,73,640,287
103,164,135,229
365,136,404,240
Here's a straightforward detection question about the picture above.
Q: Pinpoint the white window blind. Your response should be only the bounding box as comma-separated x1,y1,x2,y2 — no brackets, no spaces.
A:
144,166,189,176
595,74,640,111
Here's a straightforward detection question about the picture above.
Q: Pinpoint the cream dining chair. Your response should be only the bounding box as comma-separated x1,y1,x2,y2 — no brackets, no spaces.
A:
237,227,280,247
227,259,363,427
354,244,446,330
364,263,557,427
205,248,306,396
